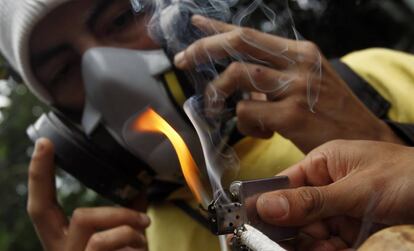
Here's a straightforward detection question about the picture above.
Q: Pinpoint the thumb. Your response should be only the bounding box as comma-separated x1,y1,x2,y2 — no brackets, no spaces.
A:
257,184,350,226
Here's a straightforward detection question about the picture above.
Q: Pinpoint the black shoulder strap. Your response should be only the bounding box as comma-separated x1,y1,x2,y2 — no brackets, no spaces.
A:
330,59,391,118
331,59,414,146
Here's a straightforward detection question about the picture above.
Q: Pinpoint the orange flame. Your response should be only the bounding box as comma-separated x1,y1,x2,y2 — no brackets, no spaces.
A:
133,108,207,204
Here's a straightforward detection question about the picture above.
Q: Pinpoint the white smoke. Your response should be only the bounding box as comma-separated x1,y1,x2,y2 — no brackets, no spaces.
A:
131,0,322,201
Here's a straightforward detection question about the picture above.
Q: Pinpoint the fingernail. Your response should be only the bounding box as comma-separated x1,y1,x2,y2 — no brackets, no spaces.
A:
258,194,289,220
174,51,187,68
33,139,45,156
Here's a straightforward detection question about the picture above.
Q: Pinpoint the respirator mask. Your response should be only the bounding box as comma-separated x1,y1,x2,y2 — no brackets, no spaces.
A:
27,0,241,205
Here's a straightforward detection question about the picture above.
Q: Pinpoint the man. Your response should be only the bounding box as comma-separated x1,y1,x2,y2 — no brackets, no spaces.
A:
256,139,414,250
1,0,414,251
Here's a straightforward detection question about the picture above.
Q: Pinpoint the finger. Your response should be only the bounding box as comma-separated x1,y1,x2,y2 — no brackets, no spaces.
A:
235,100,274,138
206,62,293,98
65,207,150,251
282,140,366,188
256,179,358,226
296,232,318,251
192,15,236,34
300,221,330,240
237,118,274,139
174,23,296,70
274,153,333,196
235,99,299,139
285,151,333,187
309,239,339,251
202,62,291,122
329,237,349,249
27,138,68,247
85,226,147,251
326,216,361,246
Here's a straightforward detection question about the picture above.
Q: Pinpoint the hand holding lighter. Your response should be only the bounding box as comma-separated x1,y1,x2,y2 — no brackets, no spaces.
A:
208,176,297,242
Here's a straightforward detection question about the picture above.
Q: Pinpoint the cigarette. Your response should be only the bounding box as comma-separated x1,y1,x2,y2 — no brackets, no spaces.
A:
240,225,287,251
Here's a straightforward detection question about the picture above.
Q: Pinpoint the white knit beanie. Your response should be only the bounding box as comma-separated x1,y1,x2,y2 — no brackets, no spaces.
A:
0,0,70,104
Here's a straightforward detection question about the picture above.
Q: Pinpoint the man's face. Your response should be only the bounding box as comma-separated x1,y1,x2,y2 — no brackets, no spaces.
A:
30,0,159,113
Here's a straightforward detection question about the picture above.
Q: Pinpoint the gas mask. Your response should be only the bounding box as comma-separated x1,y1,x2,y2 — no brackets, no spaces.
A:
27,46,227,205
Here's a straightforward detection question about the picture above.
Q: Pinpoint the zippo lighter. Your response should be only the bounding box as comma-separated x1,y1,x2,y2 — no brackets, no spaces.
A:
208,176,297,242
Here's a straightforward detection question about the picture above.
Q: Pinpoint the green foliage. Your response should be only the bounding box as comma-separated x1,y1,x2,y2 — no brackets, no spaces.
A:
0,78,45,251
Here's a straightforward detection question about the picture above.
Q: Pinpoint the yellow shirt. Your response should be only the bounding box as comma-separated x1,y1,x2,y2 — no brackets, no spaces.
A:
342,48,414,123
147,48,414,251
147,134,304,251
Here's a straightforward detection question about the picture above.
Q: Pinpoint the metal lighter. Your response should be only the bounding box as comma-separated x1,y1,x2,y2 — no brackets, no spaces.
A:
208,176,297,242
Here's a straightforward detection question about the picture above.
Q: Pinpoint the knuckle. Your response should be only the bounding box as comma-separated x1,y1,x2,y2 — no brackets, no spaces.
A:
88,233,105,251
119,208,140,221
30,153,42,165
127,210,139,219
236,101,250,121
240,27,257,40
187,40,204,61
299,41,321,64
371,173,389,192
120,225,137,237
279,102,305,128
26,203,43,220
250,65,268,84
226,62,243,80
193,39,205,53
28,164,43,182
325,139,347,149
295,75,308,88
301,41,319,54
321,140,348,157
297,187,324,216
71,208,89,227
228,28,246,50
296,97,310,111
278,114,299,133
315,140,347,165
27,202,56,222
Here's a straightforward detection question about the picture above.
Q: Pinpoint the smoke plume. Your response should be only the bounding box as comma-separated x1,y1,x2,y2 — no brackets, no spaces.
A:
131,0,322,201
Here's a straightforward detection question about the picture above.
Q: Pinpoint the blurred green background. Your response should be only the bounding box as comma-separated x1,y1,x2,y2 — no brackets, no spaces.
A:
0,0,413,250
0,67,110,250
